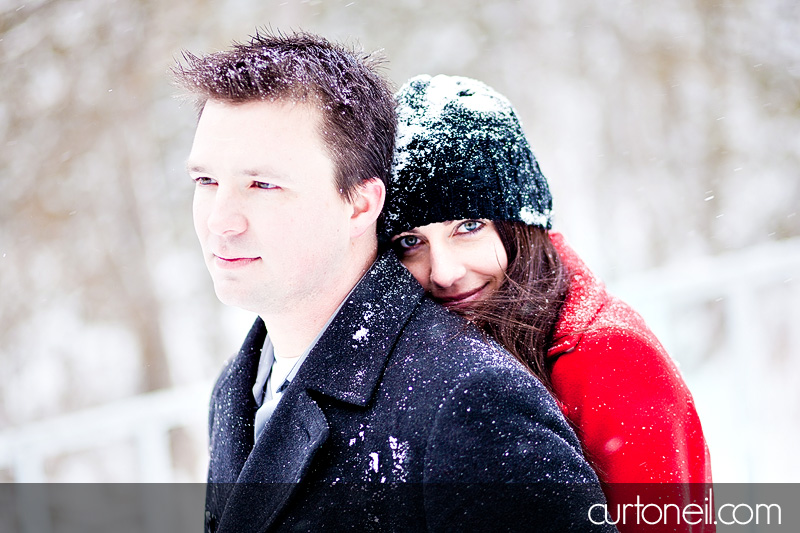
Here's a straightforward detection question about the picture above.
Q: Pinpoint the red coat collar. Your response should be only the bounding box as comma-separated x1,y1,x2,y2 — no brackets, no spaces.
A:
548,232,610,358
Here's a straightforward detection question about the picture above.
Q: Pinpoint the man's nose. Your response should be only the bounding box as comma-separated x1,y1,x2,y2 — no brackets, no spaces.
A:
206,188,247,236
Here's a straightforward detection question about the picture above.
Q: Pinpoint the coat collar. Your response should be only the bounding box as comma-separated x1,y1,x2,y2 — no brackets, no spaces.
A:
548,231,609,357
290,250,424,406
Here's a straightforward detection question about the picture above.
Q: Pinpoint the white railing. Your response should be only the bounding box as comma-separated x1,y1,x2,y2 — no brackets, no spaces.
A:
0,380,213,483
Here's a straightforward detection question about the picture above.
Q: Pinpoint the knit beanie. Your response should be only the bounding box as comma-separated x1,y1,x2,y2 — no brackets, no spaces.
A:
382,74,552,241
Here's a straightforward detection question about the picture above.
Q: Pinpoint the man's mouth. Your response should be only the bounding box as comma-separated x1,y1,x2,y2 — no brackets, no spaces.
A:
213,254,259,269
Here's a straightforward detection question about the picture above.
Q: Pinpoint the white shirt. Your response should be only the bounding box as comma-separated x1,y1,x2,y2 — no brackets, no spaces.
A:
251,335,310,440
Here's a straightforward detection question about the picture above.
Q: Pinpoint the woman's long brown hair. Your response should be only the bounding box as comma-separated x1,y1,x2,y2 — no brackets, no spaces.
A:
465,222,570,394
450,222,600,471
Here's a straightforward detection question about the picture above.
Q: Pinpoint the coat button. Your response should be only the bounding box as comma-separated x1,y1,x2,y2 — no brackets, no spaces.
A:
205,510,216,532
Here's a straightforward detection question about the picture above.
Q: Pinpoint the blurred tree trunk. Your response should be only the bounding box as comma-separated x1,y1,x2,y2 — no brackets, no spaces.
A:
1,0,176,402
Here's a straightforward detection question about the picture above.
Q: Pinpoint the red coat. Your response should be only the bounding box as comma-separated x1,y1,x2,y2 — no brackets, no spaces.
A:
549,233,713,531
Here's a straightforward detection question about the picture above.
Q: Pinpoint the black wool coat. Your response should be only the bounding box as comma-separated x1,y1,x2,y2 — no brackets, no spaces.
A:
205,252,615,533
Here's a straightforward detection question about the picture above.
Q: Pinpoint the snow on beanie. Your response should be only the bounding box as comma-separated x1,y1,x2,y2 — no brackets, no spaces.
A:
382,74,553,241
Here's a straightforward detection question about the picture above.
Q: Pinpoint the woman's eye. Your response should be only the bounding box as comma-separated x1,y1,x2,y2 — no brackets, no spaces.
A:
398,235,420,249
253,181,278,190
457,220,484,234
396,235,420,249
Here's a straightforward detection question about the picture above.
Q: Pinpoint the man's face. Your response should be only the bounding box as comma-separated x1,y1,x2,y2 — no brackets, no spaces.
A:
187,99,354,317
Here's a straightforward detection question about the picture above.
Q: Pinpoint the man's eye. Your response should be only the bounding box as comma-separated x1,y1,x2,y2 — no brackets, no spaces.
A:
253,181,278,190
193,176,216,185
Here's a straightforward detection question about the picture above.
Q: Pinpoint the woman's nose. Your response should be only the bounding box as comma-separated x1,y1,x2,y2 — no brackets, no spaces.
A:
428,247,467,289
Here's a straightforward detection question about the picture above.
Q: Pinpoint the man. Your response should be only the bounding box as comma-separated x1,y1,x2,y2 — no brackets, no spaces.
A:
174,30,613,532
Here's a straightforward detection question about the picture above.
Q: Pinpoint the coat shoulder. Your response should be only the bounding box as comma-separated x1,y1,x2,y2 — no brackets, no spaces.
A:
396,296,522,374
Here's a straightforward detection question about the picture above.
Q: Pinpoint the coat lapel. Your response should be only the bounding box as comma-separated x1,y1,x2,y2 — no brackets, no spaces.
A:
216,390,329,533
208,319,265,483
214,252,424,531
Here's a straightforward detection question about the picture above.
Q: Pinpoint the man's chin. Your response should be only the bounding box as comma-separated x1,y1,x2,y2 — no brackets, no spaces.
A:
212,283,248,308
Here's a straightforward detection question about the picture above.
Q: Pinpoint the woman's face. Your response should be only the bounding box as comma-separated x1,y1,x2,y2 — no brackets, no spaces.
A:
391,219,508,309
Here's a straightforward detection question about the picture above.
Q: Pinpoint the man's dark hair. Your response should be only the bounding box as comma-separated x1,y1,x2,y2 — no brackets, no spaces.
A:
172,29,396,202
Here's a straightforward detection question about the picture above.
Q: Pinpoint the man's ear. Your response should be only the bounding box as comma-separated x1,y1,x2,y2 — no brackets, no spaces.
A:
349,177,386,239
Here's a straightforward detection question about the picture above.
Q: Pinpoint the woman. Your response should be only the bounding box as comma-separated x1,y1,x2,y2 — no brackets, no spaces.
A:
383,74,712,528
